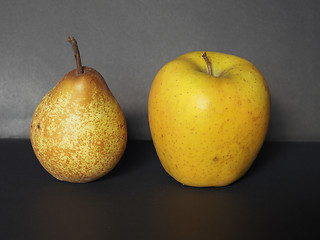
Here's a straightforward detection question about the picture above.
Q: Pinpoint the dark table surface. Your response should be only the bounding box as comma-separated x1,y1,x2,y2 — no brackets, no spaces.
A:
1,139,319,240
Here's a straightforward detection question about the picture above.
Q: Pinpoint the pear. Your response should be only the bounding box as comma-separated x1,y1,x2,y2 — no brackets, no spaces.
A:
30,36,127,183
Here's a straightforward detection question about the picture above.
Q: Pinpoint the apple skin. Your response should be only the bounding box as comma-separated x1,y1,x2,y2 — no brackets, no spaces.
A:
148,51,270,187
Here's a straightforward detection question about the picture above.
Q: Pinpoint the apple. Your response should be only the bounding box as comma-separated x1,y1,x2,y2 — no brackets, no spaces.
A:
148,51,270,187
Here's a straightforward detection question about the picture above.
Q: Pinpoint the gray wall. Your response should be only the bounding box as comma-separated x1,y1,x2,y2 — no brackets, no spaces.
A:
0,0,319,141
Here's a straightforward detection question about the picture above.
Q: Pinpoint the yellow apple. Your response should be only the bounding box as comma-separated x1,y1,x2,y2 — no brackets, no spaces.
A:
148,51,270,187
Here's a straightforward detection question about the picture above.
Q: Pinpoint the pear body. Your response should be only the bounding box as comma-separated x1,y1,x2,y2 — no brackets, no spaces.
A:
30,67,127,183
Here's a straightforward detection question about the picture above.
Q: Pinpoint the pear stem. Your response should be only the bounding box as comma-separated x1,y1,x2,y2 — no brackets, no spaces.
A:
202,52,212,76
67,36,83,75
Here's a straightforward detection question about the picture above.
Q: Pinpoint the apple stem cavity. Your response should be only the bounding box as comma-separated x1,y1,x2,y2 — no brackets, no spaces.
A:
202,52,213,76
67,36,84,75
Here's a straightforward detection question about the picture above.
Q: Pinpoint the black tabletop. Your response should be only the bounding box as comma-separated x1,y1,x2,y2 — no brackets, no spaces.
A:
1,139,319,240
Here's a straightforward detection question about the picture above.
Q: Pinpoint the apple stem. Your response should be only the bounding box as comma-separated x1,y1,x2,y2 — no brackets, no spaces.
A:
202,52,212,76
67,36,84,75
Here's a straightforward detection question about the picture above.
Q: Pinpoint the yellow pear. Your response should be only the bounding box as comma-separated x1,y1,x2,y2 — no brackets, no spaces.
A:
148,51,270,187
30,37,127,183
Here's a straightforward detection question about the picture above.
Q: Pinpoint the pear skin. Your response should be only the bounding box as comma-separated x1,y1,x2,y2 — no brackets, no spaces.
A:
30,37,127,183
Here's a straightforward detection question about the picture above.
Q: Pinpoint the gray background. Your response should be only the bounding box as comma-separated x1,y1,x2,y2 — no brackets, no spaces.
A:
0,0,319,141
